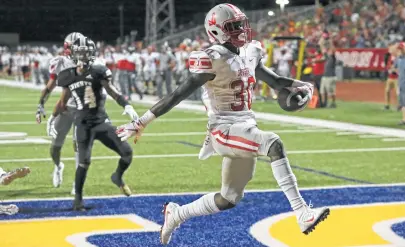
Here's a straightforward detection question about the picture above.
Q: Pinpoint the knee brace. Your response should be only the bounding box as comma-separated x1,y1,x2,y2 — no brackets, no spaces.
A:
267,139,286,162
214,192,236,211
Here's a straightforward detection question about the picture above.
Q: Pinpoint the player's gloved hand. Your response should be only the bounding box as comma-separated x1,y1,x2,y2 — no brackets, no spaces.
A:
46,115,58,139
36,104,46,124
289,80,314,107
116,120,144,143
122,105,139,121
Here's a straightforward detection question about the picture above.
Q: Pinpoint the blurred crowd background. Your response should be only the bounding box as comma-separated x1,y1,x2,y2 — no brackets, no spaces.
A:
0,0,404,110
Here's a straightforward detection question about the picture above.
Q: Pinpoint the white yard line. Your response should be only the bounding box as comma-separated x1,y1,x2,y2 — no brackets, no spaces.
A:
382,138,405,142
0,110,149,115
358,134,384,139
3,79,405,138
336,131,363,136
28,129,337,139
128,95,405,138
0,118,208,125
2,183,405,203
1,146,405,163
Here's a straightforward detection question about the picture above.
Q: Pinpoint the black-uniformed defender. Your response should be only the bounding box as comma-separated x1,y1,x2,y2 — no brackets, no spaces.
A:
51,36,139,211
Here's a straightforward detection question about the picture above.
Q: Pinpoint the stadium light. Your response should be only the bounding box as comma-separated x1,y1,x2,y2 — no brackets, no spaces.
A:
268,10,275,16
276,0,289,12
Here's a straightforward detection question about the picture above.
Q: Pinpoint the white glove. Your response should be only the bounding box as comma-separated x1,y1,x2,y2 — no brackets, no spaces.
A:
122,105,139,121
46,115,58,139
36,104,46,124
116,120,144,142
288,80,314,107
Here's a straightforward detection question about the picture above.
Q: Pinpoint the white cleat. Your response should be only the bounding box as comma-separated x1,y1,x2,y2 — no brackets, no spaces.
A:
0,204,19,215
0,167,30,185
52,162,64,188
160,202,182,245
297,205,330,235
71,182,75,195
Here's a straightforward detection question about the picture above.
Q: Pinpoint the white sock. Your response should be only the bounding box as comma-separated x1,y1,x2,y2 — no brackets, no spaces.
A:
0,167,5,177
271,158,306,212
175,192,220,222
75,152,79,170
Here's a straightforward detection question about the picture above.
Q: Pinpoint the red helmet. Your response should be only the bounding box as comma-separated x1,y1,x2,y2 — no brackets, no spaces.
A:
204,4,251,48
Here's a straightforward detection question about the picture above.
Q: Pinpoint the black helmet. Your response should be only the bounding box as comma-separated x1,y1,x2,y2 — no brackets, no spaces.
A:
71,36,96,66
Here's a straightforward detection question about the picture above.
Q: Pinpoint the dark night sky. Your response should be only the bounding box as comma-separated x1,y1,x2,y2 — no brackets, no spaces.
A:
0,0,334,42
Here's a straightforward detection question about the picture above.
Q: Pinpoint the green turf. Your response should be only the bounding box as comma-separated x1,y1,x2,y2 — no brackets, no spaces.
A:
0,85,404,200
253,100,405,129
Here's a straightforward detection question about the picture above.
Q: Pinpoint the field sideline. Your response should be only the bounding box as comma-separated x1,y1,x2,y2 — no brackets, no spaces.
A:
0,83,405,247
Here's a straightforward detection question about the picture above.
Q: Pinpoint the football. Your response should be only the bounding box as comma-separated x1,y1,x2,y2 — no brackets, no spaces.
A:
277,87,308,112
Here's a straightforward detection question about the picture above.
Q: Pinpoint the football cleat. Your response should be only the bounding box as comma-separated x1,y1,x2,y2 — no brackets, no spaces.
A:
297,205,330,235
72,198,86,212
111,172,131,196
0,167,30,185
160,202,182,245
52,162,64,188
0,204,19,215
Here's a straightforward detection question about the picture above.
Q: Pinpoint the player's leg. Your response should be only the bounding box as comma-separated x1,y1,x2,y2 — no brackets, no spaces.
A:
94,123,133,196
73,125,94,211
319,77,327,108
385,79,393,110
214,123,329,234
160,156,256,245
50,111,73,187
266,134,329,234
329,77,337,108
71,124,79,195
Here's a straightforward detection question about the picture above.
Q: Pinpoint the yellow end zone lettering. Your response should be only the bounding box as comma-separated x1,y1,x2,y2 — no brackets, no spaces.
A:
0,214,160,247
250,202,405,247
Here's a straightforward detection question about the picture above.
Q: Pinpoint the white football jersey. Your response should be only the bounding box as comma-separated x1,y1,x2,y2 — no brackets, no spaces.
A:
49,56,76,77
189,40,264,125
175,50,189,71
142,52,158,72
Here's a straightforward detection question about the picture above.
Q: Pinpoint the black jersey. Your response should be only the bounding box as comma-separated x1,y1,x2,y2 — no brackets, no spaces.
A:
58,64,112,126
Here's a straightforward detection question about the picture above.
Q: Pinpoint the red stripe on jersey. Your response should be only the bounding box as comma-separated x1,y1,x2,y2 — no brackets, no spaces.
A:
211,130,260,147
215,137,257,152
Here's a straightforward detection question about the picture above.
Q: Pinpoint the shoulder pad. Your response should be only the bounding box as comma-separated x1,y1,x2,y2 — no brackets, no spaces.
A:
250,40,264,51
56,68,76,87
49,56,76,75
204,45,228,59
189,51,215,74
91,64,112,80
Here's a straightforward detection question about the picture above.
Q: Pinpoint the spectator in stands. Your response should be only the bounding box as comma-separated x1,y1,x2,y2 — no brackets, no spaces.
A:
311,47,326,107
395,42,405,125
157,43,175,100
319,35,337,108
385,43,399,111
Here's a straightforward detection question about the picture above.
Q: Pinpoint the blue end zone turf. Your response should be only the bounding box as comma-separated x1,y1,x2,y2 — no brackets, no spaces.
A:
392,222,405,239
1,185,405,247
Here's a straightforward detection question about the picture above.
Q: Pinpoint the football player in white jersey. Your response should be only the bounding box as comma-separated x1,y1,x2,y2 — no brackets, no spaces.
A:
35,32,84,193
117,4,329,244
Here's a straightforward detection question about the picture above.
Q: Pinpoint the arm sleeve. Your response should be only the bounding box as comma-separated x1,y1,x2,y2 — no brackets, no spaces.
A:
188,51,216,74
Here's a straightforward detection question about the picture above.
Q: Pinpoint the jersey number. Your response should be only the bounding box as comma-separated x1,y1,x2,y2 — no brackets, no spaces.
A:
230,76,256,111
71,86,97,110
